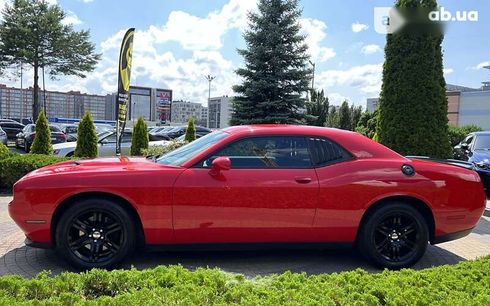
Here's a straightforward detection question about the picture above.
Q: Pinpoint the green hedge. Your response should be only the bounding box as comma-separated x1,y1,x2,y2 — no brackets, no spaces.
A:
0,154,69,188
0,257,488,305
448,124,483,147
142,141,186,157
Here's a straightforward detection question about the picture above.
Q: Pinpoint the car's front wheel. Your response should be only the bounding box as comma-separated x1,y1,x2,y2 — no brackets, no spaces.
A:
55,199,136,270
358,203,428,269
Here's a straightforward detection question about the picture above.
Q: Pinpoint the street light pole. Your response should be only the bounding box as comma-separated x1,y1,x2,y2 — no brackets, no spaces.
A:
308,60,316,93
205,74,215,128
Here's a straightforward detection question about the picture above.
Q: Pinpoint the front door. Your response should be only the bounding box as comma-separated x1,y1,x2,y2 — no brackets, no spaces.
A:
172,136,319,243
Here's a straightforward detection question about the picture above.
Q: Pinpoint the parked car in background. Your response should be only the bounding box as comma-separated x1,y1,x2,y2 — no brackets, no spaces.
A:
0,121,25,140
53,130,168,157
0,126,7,145
15,124,67,152
148,127,172,141
57,124,79,142
10,125,486,270
150,126,212,141
453,131,490,197
94,123,114,134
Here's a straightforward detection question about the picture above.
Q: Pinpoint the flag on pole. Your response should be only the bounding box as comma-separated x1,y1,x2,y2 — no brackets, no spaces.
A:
116,28,135,155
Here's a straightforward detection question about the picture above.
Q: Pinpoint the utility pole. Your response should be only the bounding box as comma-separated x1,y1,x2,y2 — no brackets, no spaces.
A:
42,66,47,116
308,60,316,93
205,74,215,128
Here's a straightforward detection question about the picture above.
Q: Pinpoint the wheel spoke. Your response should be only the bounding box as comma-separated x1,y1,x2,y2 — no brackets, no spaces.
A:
401,223,415,235
376,225,391,236
103,241,120,254
72,219,90,233
69,236,91,249
106,223,122,235
376,238,390,252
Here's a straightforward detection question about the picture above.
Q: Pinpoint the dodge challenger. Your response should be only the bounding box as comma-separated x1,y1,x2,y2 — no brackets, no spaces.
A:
8,125,486,270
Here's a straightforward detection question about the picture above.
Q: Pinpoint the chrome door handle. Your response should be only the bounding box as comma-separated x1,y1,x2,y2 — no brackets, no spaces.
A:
294,176,312,184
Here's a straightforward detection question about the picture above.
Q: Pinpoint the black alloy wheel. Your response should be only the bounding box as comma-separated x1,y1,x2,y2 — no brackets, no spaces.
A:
56,199,136,270
358,203,428,269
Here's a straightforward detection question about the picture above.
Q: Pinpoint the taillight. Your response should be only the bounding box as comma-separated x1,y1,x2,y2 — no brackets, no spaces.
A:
60,134,66,140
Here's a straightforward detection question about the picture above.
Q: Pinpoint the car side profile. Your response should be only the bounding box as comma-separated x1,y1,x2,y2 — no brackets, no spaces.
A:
15,124,66,152
9,125,486,270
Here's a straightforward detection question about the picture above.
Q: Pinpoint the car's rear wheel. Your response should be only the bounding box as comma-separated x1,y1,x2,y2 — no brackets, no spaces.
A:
358,203,428,269
55,199,136,270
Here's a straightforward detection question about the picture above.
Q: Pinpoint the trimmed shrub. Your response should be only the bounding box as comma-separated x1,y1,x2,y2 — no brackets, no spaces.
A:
0,154,69,188
142,141,186,157
130,117,149,156
0,143,9,160
184,117,196,142
30,111,52,155
74,112,98,158
0,257,488,304
448,124,483,146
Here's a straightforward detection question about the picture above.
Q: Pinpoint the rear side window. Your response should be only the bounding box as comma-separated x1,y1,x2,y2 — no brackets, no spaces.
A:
308,137,352,166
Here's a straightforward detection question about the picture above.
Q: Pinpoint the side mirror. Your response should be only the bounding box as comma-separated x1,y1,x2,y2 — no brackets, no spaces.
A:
209,156,231,176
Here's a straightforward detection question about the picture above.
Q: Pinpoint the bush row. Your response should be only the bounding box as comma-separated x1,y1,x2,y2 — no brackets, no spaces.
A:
0,153,69,189
0,257,488,305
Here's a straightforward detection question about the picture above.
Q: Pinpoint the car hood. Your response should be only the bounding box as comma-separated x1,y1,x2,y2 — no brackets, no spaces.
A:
469,150,490,164
52,142,77,150
19,156,182,182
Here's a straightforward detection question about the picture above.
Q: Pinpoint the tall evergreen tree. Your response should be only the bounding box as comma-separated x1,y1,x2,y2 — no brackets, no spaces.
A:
376,0,451,158
350,105,363,131
131,117,149,156
231,0,311,125
30,111,52,154
74,112,98,158
338,101,352,130
0,0,100,121
326,107,339,128
305,89,329,126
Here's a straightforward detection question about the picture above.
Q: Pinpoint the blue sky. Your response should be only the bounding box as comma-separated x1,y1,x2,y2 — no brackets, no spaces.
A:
1,0,489,108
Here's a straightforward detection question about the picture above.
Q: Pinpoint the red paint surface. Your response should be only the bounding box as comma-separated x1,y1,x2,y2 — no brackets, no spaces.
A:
8,125,486,246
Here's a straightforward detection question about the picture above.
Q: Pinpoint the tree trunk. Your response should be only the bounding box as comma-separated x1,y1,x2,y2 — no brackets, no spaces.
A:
32,62,39,122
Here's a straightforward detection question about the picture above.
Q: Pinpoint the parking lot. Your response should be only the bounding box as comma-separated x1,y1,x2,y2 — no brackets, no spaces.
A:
0,195,489,278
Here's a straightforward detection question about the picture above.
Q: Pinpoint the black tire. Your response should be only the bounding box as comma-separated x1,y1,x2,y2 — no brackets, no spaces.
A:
55,198,136,270
357,203,428,269
24,142,30,153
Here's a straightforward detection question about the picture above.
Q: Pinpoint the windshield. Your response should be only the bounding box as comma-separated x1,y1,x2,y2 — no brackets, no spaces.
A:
156,131,228,166
474,135,490,150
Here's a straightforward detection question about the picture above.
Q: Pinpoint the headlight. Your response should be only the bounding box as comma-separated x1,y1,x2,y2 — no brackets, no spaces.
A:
475,162,490,170
53,149,60,155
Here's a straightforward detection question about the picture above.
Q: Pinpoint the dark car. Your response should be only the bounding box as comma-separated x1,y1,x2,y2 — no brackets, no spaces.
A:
148,126,173,141
0,121,25,140
15,124,67,152
150,126,212,141
453,131,490,197
57,124,78,142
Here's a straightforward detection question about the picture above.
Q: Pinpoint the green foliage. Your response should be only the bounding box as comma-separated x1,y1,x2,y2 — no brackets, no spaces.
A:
338,101,352,130
29,111,52,155
0,0,100,120
350,104,363,131
377,0,451,158
131,117,149,156
305,90,329,126
448,124,483,146
231,0,310,125
141,141,186,157
0,154,69,188
0,257,489,304
356,111,378,139
185,117,197,142
74,112,98,158
326,107,339,128
0,143,9,160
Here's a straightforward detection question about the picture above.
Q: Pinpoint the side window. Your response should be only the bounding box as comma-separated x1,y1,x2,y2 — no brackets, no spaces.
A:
102,134,117,143
465,136,474,145
308,137,352,166
200,136,312,169
122,132,132,143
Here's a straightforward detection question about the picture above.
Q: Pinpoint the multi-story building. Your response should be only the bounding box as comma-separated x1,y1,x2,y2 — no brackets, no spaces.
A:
208,96,232,129
0,84,109,120
170,100,206,125
366,72,490,129
105,86,173,123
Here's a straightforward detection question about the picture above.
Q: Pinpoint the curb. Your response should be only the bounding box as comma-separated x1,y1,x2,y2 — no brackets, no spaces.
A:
484,208,490,218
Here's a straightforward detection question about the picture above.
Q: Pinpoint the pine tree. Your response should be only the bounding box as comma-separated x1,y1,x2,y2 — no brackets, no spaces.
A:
305,89,329,126
326,107,339,128
338,101,352,130
74,112,98,158
231,0,311,125
376,0,451,158
350,105,363,131
30,111,52,154
184,117,197,142
131,117,149,156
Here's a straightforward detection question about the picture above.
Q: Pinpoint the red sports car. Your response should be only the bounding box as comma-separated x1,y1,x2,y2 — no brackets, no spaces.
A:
9,125,486,270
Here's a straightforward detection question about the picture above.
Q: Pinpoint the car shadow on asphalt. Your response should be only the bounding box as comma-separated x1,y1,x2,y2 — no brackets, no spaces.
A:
0,244,466,278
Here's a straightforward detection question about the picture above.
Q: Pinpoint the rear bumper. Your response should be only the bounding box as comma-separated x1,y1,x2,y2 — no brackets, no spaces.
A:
432,227,474,244
25,238,53,249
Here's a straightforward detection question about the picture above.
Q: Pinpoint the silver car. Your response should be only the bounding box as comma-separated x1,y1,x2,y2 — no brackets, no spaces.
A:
0,126,7,145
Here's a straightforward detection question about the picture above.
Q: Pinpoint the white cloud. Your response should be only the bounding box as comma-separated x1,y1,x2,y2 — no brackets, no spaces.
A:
361,44,381,55
300,18,336,62
328,93,350,105
62,10,83,25
443,68,454,75
471,61,490,70
352,22,368,33
82,0,94,3
316,63,383,96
